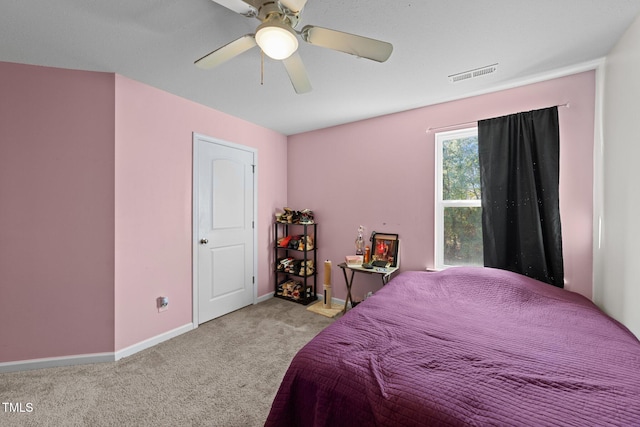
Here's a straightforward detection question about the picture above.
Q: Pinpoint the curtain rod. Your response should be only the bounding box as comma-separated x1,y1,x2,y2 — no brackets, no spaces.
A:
425,102,570,133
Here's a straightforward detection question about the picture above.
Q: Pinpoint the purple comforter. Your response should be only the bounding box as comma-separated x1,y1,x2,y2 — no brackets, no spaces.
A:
265,267,640,426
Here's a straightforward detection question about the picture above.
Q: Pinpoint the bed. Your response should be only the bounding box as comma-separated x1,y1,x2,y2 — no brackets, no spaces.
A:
265,267,640,426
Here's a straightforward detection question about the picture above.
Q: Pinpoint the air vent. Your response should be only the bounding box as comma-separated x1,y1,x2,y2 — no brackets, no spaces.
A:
449,63,498,83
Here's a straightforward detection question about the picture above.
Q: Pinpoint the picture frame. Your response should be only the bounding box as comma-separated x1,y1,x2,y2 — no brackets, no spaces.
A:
370,232,399,267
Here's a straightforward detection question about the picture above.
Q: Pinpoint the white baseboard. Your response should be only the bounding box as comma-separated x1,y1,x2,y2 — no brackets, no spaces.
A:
114,323,194,360
0,323,194,373
332,297,346,306
316,293,345,306
0,352,115,374
255,291,274,304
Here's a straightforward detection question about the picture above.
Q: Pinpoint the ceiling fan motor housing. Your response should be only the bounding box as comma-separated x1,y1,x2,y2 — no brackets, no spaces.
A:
257,1,300,28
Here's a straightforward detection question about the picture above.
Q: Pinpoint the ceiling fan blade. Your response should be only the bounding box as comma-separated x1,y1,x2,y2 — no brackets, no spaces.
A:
210,0,257,17
279,0,307,13
195,35,257,69
301,25,393,63
282,52,312,94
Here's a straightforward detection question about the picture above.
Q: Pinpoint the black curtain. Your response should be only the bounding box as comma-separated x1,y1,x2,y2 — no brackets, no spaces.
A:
478,106,564,287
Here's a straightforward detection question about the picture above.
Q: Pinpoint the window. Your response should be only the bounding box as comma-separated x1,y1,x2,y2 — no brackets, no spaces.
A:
435,127,483,269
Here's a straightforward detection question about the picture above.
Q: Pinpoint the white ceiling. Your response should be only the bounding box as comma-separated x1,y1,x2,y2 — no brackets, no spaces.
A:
2,0,640,135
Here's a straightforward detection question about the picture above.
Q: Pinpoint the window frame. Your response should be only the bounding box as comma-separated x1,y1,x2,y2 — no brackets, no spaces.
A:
434,126,481,270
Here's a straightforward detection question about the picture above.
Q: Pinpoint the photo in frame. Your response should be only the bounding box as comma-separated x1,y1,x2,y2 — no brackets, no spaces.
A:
370,232,399,267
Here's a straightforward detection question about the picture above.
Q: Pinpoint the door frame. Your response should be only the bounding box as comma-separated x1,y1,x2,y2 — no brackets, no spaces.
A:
192,132,258,327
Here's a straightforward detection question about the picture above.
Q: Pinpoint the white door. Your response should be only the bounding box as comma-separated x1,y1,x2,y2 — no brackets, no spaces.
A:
194,134,255,324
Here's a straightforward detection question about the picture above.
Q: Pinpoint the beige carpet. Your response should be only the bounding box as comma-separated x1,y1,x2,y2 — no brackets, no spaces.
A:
0,297,337,427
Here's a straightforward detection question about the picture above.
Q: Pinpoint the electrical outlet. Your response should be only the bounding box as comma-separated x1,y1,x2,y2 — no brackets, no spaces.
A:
157,296,169,313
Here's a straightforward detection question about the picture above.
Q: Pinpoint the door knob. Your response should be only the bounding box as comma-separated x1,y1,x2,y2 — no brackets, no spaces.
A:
200,239,209,244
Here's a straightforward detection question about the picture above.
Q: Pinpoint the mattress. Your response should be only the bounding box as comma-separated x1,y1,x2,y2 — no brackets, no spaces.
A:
265,267,640,426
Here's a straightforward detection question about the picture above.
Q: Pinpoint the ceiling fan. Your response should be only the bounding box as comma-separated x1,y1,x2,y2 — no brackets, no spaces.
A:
195,0,393,94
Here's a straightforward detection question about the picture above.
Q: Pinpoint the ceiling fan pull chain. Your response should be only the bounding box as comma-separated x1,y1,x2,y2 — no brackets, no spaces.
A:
261,50,264,86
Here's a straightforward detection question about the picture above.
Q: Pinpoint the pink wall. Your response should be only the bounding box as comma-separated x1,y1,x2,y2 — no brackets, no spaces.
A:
288,71,595,301
0,62,116,362
0,59,594,363
114,75,287,350
0,61,287,363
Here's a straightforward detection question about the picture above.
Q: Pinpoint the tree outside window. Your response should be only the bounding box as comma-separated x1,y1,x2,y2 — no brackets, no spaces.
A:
435,128,483,269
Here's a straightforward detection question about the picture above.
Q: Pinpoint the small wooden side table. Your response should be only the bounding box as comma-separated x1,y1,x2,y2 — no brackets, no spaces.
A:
337,262,399,312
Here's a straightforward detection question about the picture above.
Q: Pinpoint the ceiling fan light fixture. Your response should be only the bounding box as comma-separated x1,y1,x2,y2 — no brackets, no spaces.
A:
255,20,298,60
